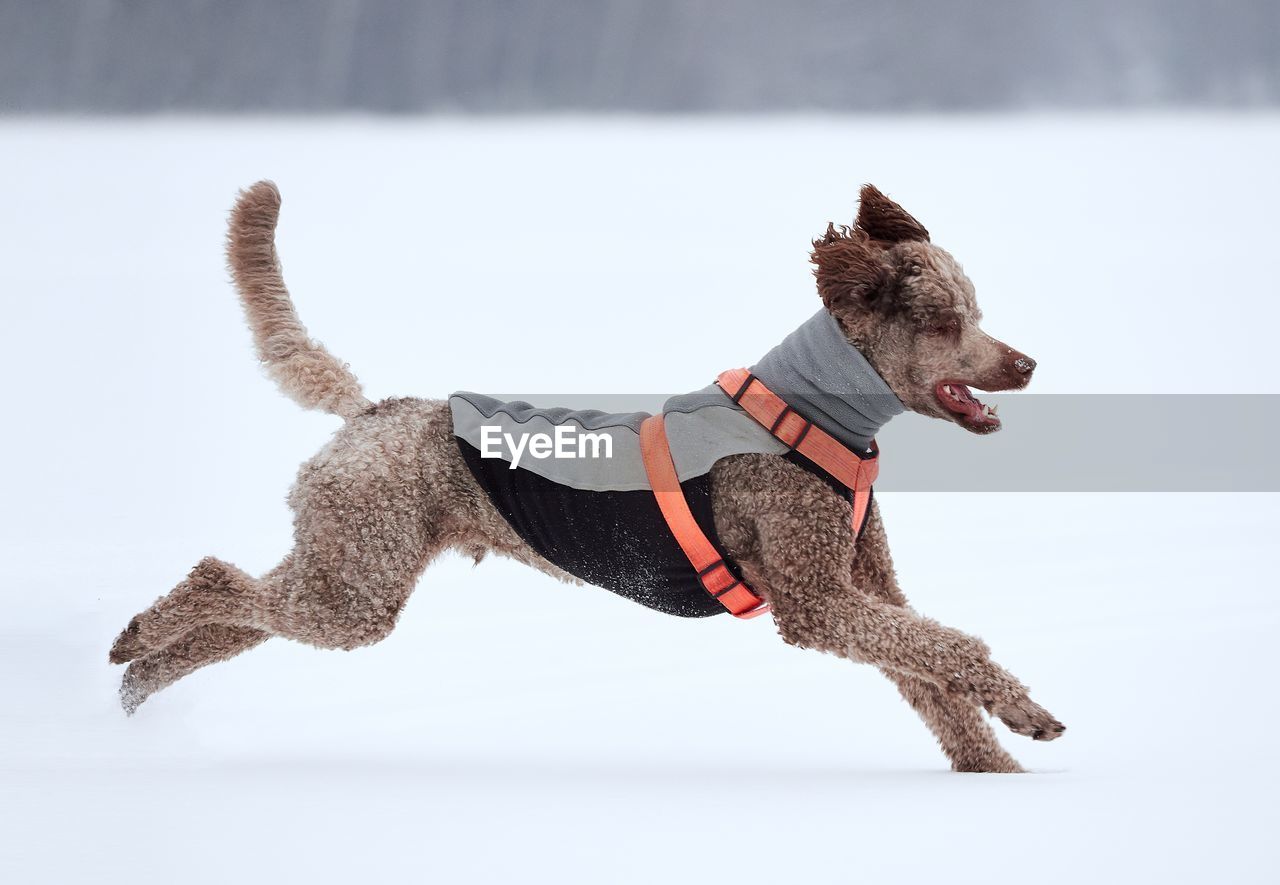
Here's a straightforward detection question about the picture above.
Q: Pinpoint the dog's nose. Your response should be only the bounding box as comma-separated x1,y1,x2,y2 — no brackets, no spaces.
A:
1012,355,1036,375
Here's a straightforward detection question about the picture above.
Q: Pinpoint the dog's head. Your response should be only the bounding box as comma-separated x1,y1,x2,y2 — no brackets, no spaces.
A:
811,185,1035,433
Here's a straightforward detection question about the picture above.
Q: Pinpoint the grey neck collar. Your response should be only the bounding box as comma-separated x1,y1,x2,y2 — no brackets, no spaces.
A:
750,309,904,453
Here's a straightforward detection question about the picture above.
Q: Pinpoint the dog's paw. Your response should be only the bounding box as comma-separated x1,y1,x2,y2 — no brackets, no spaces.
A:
989,696,1066,742
108,617,145,664
119,666,149,716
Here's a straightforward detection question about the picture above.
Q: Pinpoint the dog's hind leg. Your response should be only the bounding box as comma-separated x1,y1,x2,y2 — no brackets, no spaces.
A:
112,533,438,662
248,547,430,652
108,520,437,710
854,504,1023,772
119,624,268,714
110,557,260,664
110,536,436,711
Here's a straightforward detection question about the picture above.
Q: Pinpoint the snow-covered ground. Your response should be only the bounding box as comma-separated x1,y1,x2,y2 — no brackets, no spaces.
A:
2,115,1278,883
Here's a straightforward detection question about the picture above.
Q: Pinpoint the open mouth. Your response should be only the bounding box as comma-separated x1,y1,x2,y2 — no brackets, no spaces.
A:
935,381,1001,432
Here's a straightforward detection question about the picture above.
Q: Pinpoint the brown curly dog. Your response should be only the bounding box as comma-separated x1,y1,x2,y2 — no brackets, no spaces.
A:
110,181,1064,773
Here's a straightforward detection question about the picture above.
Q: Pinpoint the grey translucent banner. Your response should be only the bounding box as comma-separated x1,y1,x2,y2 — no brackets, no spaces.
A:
480,393,1280,491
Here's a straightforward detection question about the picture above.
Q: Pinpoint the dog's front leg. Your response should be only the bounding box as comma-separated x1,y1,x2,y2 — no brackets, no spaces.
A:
748,509,1064,744
852,502,1024,772
769,575,1064,743
712,456,1063,748
879,668,1024,771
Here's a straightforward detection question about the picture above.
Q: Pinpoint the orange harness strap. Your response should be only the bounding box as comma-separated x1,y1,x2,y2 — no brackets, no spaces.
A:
639,415,771,619
638,370,881,621
715,368,879,539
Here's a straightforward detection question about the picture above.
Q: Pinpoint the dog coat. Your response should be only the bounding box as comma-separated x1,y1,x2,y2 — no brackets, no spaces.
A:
449,309,904,618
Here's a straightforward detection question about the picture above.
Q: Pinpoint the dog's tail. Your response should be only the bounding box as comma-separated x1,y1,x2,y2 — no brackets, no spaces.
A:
226,181,371,420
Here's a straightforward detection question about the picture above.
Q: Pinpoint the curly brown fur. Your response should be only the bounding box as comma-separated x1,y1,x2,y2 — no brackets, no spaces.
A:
110,181,1063,772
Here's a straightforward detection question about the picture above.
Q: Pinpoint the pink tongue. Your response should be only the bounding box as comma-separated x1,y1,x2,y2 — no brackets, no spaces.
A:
952,385,989,418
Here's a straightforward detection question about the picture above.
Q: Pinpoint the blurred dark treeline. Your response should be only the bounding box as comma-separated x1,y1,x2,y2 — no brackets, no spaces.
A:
2,0,1277,114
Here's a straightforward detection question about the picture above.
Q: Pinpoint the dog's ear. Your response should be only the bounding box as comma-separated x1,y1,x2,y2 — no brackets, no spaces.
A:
856,184,930,244
811,224,892,313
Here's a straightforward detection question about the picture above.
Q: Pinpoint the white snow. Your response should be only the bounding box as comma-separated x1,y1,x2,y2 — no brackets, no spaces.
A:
2,115,1278,883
